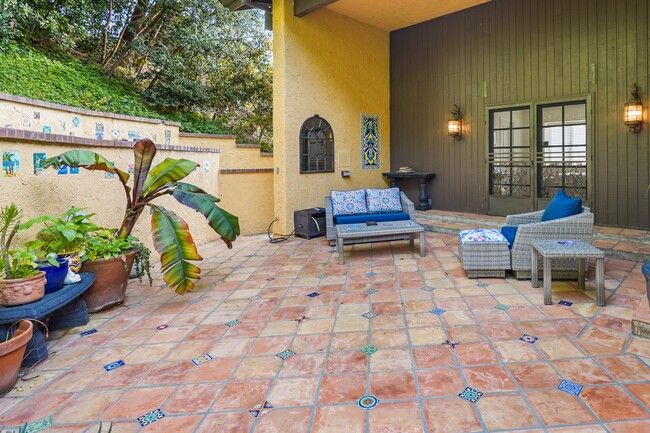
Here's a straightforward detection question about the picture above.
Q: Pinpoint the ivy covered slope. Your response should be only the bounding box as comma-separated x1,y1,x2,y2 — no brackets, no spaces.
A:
0,44,227,135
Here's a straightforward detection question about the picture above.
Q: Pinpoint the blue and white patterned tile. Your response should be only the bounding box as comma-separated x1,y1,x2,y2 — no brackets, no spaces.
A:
249,401,273,418
558,379,583,396
248,295,262,301
430,308,446,316
360,344,378,355
23,416,53,433
477,282,488,287
357,394,379,410
104,360,125,371
80,329,97,336
495,304,509,311
316,274,327,280
137,409,165,426
364,288,378,295
421,286,435,292
192,354,213,366
519,334,539,344
441,339,458,349
188,298,203,305
362,312,378,320
156,324,169,330
225,319,241,328
306,292,320,298
559,300,573,307
458,387,483,403
276,349,296,360
366,272,377,277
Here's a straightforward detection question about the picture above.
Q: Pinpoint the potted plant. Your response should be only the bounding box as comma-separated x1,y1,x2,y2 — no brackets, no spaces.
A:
0,204,46,306
0,320,33,394
44,138,239,311
78,229,152,312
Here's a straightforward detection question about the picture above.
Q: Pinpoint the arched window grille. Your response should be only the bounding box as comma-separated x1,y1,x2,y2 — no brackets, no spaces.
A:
299,115,334,173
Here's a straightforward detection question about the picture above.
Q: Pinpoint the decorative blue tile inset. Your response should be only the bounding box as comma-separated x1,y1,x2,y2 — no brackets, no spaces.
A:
495,304,510,311
232,265,242,270
441,339,458,349
266,277,275,281
160,284,169,289
459,387,483,403
431,308,446,316
317,274,327,279
360,344,378,355
104,360,125,371
357,394,379,410
245,254,257,257
364,288,378,295
192,354,213,365
306,292,320,298
23,416,53,433
137,408,165,426
188,298,203,305
366,272,377,277
328,249,336,253
519,334,539,344
362,312,378,319
477,282,488,287
248,295,262,301
249,401,273,417
156,324,169,330
80,329,97,336
368,258,376,262
225,319,241,328
559,300,573,307
421,286,435,292
276,349,296,360
558,379,583,396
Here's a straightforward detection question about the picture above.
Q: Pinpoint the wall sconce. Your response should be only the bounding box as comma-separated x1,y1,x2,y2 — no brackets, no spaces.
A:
448,104,462,141
624,83,643,133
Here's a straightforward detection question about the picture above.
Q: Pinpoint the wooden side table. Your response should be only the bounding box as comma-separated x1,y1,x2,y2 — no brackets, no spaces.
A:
531,240,605,306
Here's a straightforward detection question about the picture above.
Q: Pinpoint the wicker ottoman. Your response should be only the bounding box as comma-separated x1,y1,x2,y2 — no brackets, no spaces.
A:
458,229,511,278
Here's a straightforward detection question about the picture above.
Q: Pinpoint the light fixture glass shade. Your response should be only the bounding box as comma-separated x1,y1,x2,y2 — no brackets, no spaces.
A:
448,119,461,138
624,83,643,133
448,104,462,140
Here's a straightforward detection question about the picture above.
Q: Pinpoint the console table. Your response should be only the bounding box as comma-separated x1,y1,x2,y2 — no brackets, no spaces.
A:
382,172,435,210
0,273,95,324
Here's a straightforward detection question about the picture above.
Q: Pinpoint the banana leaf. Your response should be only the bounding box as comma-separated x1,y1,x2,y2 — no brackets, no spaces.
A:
170,182,240,248
140,158,197,198
151,206,202,294
131,138,157,204
44,150,130,190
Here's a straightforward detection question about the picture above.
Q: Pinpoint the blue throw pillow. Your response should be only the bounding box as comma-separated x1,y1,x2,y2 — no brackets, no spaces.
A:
500,226,518,249
541,190,582,222
330,189,368,216
366,188,402,213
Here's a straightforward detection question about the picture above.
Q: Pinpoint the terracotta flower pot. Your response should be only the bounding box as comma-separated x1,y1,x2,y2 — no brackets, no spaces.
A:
80,251,135,313
0,320,33,394
0,272,46,306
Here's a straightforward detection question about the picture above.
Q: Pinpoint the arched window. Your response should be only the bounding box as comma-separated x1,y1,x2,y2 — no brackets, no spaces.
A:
299,115,334,173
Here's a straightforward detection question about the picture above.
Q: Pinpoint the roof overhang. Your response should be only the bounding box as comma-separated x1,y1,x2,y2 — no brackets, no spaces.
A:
219,0,492,32
325,0,492,31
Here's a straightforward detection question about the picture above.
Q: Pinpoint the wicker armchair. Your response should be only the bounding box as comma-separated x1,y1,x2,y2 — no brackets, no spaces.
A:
325,191,416,246
506,207,594,279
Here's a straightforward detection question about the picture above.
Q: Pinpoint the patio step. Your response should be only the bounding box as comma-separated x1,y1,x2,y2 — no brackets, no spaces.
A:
415,210,650,263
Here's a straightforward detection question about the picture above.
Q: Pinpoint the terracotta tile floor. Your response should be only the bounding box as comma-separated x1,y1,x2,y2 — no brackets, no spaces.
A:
1,232,649,432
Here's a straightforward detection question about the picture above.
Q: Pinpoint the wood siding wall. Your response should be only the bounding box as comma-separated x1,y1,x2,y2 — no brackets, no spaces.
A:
390,0,650,229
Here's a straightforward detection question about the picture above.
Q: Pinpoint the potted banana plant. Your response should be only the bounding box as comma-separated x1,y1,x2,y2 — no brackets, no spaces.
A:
44,139,240,311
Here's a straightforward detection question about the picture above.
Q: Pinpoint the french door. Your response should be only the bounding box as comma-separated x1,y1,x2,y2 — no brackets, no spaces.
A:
487,100,589,215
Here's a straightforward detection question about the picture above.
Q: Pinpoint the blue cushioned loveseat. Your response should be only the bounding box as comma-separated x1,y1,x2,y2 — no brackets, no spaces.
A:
324,188,416,245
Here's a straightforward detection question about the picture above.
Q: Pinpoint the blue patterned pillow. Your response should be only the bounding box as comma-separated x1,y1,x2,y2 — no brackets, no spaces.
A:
365,188,402,213
330,189,368,216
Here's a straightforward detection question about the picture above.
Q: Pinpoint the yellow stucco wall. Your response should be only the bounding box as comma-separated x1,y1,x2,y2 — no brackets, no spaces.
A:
180,134,275,235
272,0,391,234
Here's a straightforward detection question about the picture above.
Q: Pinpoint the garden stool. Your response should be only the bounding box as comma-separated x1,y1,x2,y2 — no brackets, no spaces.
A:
458,229,511,278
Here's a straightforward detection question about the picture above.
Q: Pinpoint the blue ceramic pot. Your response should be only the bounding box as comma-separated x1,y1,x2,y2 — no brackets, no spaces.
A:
37,257,69,294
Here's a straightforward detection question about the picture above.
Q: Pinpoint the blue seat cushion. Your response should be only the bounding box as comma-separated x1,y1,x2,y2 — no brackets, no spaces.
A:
541,190,582,222
500,226,518,249
334,212,410,225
